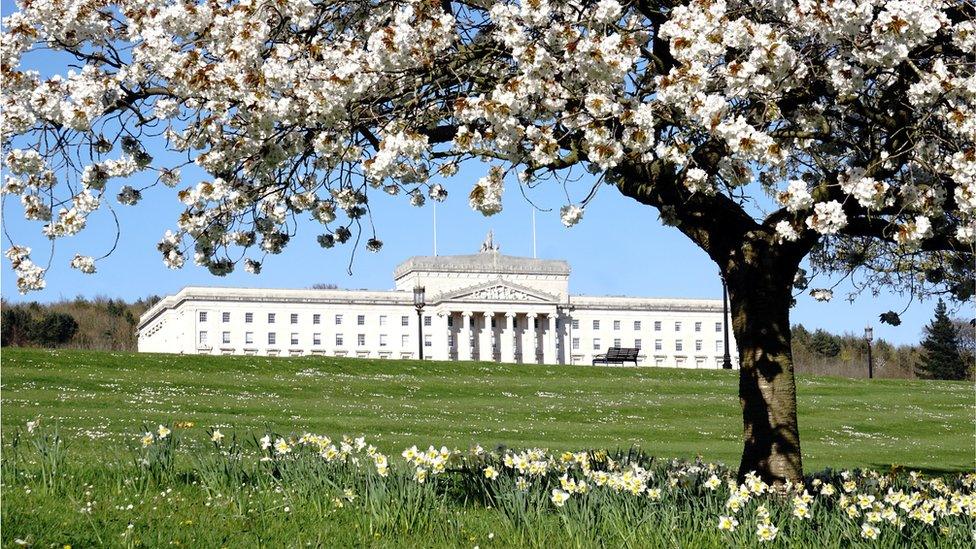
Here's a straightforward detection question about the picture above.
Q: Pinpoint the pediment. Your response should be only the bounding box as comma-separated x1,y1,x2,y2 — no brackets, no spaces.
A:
433,279,557,304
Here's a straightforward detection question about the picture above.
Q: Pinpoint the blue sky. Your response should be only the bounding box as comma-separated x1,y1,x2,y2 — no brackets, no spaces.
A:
2,0,971,345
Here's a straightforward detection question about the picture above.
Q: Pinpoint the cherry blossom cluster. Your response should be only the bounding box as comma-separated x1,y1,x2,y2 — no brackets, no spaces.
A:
0,0,972,292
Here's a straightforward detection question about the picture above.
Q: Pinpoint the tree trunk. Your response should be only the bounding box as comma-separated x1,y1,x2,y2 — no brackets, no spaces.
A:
725,255,804,485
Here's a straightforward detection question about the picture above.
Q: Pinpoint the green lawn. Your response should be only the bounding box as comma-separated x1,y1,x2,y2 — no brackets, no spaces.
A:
2,347,972,472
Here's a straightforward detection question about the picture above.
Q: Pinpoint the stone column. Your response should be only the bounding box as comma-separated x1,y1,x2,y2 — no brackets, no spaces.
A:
431,311,449,361
459,311,473,361
544,313,557,365
501,312,516,364
479,312,493,362
524,313,538,364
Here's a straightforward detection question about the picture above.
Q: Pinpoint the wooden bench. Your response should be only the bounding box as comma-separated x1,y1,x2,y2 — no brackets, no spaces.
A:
592,347,641,366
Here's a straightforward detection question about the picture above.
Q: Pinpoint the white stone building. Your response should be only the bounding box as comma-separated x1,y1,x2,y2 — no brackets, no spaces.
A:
138,238,738,368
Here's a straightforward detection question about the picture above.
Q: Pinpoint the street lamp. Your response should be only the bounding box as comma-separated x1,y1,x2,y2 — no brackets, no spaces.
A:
413,286,426,360
720,273,733,370
864,325,874,379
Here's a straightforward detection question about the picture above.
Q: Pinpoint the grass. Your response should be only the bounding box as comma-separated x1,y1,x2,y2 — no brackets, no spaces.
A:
1,347,972,471
2,348,974,548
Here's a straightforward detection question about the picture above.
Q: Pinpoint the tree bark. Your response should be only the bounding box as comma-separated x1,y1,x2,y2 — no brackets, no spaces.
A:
725,246,804,484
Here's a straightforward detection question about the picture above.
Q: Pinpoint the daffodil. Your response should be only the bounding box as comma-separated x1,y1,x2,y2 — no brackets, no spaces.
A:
860,523,879,540
140,432,154,447
756,522,778,542
156,425,171,439
551,489,569,507
717,515,738,531
484,466,499,480
210,429,224,443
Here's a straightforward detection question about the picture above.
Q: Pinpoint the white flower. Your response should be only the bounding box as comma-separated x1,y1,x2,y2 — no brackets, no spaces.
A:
469,167,504,216
805,201,847,235
860,523,879,540
756,522,778,542
550,489,570,507
211,429,224,443
260,435,272,450
810,288,833,302
560,205,584,227
774,220,800,242
156,425,171,439
717,515,738,531
778,180,813,212
69,254,96,274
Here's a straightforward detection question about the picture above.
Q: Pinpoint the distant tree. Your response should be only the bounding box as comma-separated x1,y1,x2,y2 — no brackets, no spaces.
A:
310,283,340,290
791,324,812,349
954,319,975,372
1,307,34,346
32,312,79,347
811,330,841,358
917,300,968,381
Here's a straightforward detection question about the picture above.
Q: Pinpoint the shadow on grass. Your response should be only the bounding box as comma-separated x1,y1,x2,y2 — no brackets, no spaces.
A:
866,463,973,476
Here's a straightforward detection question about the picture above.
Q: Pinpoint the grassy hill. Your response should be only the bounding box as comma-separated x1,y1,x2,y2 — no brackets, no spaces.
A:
1,347,972,471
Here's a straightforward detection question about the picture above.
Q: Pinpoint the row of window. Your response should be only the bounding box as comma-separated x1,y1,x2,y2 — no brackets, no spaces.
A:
571,338,725,353
199,311,432,327
571,319,722,333
198,311,724,335
199,330,433,348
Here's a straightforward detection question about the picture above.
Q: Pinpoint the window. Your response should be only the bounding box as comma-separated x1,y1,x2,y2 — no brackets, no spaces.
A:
676,340,683,352
593,320,600,330
401,315,409,326
336,333,344,346
695,340,703,351
198,331,208,344
448,335,455,348
379,334,388,347
313,314,321,325
357,315,365,326
695,321,702,332
512,318,518,329
313,333,321,346
291,313,299,324
245,332,254,344
635,338,642,349
291,333,299,345
245,312,253,323
401,334,409,347
572,337,580,350
533,317,539,329
447,316,454,327
358,334,366,346
571,319,579,330
222,331,230,344
222,312,230,323
379,315,388,326
654,339,662,351
491,317,497,328
268,332,276,345
613,338,621,347
715,322,722,332
654,321,661,331
593,338,601,351
335,314,342,325
424,334,432,347
268,313,276,324
634,320,641,330
199,311,208,322
613,320,621,330
424,315,431,327
715,340,723,352
674,321,681,331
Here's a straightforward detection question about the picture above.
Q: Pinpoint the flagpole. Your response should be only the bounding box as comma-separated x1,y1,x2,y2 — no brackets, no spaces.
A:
532,208,537,258
433,201,438,256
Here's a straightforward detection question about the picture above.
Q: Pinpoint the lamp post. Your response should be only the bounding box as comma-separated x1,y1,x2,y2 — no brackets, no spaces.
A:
414,286,426,360
720,273,733,370
864,325,874,379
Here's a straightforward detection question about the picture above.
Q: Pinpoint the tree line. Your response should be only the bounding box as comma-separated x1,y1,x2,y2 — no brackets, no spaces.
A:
1,296,159,351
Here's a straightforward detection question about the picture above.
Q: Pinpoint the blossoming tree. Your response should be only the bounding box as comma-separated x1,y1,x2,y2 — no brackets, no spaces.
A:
2,0,973,483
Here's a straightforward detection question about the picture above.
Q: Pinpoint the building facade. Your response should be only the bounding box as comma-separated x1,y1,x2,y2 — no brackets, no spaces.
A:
138,239,738,368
